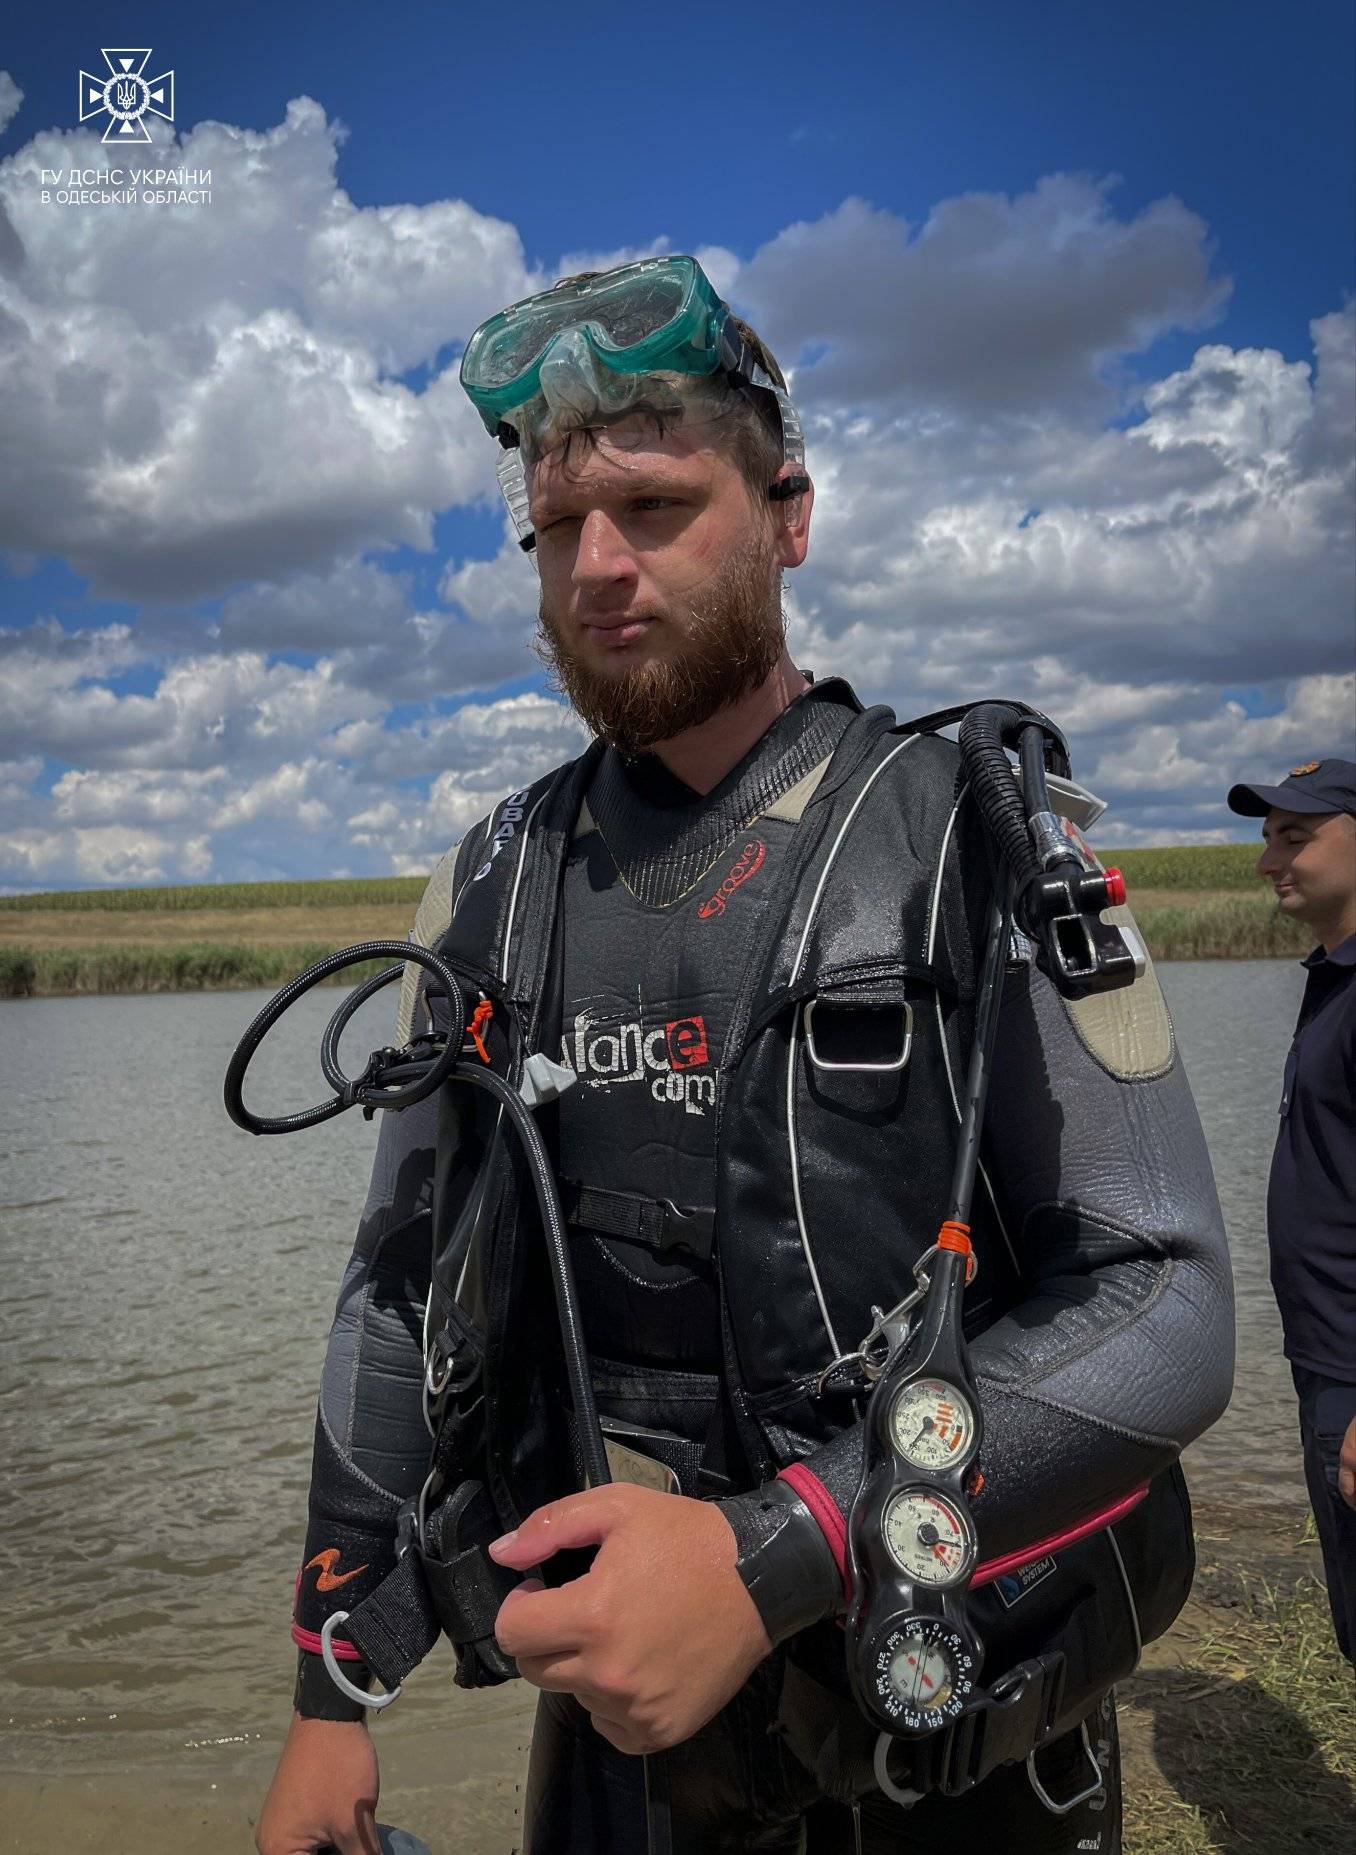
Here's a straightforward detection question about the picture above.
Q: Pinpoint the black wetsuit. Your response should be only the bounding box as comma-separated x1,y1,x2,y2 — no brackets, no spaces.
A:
292,681,1232,1852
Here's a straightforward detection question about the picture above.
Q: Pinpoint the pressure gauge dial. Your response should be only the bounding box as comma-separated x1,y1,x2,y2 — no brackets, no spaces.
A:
871,1615,975,1732
889,1377,976,1471
882,1487,977,1587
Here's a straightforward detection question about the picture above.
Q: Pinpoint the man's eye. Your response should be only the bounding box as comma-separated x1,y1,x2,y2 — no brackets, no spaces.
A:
632,497,674,513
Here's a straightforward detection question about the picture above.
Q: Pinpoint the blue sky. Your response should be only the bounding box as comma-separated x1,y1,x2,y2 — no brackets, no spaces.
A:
0,1,1352,885
9,1,1347,355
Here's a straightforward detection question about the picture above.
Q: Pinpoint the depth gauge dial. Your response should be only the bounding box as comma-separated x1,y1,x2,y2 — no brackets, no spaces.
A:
881,1487,977,1587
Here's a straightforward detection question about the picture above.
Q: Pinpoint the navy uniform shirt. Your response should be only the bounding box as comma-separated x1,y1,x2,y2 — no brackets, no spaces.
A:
1267,931,1356,1379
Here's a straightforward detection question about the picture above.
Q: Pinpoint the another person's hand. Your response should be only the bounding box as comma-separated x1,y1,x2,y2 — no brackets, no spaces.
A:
1339,1413,1356,1511
490,1483,773,1754
255,1713,381,1855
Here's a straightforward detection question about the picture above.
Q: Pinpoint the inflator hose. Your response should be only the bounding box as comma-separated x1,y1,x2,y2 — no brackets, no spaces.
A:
956,704,1042,896
452,1061,611,1492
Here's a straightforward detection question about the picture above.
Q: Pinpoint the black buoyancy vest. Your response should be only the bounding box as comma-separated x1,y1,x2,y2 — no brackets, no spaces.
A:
424,696,1017,1531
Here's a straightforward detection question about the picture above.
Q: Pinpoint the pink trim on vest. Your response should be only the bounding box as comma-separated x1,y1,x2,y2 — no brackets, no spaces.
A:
778,1467,1151,1602
970,1482,1150,1587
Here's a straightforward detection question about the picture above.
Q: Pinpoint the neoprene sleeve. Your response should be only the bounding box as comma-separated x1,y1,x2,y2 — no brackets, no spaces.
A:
291,1093,439,1712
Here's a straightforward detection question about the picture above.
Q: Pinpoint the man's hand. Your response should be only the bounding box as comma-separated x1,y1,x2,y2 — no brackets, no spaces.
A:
1340,1413,1356,1511
489,1484,773,1754
255,1714,381,1855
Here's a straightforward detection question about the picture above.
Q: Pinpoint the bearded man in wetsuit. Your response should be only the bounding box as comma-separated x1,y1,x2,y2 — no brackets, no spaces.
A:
256,258,1234,1855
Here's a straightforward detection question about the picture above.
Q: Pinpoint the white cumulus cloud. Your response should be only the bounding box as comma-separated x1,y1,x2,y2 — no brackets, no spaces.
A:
0,95,1350,889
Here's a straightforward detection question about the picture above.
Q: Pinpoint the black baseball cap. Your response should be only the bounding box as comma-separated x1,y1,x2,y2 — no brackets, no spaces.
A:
1227,758,1356,818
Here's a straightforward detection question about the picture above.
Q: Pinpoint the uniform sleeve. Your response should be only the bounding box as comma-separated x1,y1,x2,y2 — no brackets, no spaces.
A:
290,847,464,1707
763,926,1235,1604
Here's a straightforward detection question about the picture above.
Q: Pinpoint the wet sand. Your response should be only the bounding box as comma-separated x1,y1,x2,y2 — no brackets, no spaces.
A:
1,1684,539,1854
4,1492,1351,1855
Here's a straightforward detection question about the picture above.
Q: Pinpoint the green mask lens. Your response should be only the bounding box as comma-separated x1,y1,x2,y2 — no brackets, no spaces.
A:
460,255,726,432
463,254,808,564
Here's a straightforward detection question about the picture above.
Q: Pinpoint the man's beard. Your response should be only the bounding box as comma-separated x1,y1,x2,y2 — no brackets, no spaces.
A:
536,540,785,757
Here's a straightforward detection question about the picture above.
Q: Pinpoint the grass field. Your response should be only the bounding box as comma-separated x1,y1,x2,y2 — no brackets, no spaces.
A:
0,844,1265,914
0,844,1307,997
1119,1499,1354,1853
0,875,428,912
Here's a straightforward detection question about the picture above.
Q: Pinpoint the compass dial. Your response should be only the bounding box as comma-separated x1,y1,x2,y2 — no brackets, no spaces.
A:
871,1615,975,1730
889,1377,975,1470
882,1487,977,1586
888,1631,955,1712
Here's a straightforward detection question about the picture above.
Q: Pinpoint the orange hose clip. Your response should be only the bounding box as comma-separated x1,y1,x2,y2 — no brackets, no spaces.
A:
937,1219,977,1283
466,999,493,1065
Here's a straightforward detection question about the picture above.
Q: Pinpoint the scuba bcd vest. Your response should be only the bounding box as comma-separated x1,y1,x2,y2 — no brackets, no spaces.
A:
394,693,1193,1795
226,689,1199,1804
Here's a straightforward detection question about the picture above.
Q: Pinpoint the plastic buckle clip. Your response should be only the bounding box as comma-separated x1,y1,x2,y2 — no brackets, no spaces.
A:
652,1200,715,1260
923,1654,1066,1800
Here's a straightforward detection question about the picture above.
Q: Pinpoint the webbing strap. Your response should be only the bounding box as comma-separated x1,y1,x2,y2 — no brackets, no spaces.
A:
341,1482,521,1694
343,1550,440,1691
563,1180,716,1262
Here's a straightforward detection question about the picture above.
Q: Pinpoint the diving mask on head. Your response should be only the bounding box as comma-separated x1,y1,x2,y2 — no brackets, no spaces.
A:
459,255,807,555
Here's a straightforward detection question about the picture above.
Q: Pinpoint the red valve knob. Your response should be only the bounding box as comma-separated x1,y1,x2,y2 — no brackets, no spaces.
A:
1103,867,1127,908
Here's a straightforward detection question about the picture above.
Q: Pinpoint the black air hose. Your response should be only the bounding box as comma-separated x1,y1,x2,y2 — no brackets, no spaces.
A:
957,704,1041,895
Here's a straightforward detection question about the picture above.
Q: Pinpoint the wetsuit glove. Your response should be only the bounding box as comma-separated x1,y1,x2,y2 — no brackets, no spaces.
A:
718,1477,844,1649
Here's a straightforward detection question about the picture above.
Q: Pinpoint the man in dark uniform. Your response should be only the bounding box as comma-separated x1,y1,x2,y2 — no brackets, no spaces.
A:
256,259,1234,1854
1228,758,1356,1663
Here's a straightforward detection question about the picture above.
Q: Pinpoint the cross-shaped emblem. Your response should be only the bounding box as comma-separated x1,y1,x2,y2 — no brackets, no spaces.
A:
78,49,175,145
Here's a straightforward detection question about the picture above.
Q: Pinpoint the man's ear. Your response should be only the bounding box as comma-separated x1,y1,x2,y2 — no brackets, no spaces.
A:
770,466,814,570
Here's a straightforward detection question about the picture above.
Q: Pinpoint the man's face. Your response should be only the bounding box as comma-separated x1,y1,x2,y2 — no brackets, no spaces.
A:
1257,807,1356,924
528,414,807,754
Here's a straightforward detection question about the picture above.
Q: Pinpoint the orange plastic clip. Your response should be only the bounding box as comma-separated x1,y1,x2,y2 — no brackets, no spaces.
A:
937,1219,977,1283
466,999,493,1065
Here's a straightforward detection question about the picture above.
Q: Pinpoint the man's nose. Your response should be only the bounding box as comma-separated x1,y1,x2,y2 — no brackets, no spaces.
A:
1257,843,1281,877
573,511,637,588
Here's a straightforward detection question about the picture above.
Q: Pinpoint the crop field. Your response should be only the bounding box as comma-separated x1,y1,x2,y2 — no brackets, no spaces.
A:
0,843,1305,996
0,844,1266,914
0,875,428,913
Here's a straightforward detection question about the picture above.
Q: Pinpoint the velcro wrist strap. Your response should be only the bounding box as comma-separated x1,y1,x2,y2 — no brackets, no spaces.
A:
720,1478,843,1648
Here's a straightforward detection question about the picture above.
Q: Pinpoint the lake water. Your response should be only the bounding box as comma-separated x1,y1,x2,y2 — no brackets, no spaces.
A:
0,959,1310,1780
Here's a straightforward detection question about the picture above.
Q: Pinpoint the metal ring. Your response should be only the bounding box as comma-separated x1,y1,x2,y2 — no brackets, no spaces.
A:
424,1347,453,1401
320,1611,401,1711
1026,1721,1104,1816
804,999,913,1073
415,1465,441,1551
